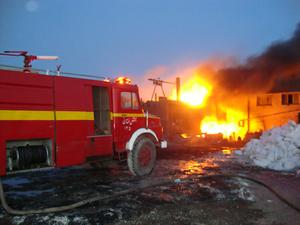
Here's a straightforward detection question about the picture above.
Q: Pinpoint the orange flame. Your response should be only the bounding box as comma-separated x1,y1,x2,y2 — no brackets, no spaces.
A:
201,115,245,140
200,107,263,140
170,76,212,107
167,65,264,140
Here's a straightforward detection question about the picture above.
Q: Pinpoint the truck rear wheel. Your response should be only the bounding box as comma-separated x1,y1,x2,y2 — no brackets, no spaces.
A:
127,137,156,176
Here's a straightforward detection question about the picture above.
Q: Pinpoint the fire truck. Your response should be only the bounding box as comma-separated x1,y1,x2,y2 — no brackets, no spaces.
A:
0,51,167,177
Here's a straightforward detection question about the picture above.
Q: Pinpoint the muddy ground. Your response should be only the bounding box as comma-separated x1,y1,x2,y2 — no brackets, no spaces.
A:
0,146,300,225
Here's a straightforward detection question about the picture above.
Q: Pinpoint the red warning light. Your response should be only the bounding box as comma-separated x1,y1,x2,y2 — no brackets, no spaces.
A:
114,76,132,84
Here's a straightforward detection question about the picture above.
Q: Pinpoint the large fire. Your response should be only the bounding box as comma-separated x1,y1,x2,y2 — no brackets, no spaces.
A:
200,109,247,140
170,76,212,107
169,72,263,140
200,109,263,140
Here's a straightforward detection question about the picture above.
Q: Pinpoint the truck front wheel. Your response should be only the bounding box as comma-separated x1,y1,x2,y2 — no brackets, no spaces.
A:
127,137,156,176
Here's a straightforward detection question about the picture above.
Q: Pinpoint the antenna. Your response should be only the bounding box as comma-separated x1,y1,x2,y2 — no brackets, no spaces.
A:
0,50,58,72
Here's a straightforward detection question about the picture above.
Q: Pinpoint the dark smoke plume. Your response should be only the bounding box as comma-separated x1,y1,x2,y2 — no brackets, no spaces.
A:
215,23,300,94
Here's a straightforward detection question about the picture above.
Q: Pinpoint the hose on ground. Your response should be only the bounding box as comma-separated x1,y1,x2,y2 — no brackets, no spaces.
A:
1,174,300,215
0,177,172,215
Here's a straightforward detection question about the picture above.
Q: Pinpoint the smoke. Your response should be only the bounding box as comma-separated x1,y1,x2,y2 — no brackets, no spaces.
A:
214,22,300,94
141,23,300,101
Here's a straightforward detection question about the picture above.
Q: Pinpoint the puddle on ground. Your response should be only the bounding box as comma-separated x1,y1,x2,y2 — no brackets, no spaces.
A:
222,149,233,155
1,177,31,187
179,158,219,175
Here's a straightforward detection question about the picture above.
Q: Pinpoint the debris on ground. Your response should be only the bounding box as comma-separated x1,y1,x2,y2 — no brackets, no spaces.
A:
237,121,300,171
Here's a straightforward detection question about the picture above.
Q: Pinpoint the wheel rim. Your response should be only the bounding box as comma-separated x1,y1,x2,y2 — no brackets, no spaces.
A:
138,144,152,168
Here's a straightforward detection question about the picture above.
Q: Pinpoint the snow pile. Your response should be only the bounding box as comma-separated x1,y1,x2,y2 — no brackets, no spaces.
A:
240,121,300,171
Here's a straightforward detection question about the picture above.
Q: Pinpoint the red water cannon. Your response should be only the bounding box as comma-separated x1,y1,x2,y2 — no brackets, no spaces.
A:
0,50,58,72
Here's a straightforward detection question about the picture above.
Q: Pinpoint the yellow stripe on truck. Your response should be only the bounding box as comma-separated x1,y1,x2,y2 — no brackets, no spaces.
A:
0,110,93,121
0,110,55,120
110,113,159,119
0,110,157,121
56,111,94,120
111,112,145,118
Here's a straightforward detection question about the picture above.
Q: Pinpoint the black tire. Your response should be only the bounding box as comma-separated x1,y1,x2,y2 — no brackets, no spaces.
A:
127,137,156,176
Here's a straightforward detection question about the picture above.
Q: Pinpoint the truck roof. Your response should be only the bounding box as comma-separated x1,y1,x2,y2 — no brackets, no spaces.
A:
0,64,138,89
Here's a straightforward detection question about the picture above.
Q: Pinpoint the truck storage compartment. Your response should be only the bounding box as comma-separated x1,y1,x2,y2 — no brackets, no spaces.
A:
6,139,53,173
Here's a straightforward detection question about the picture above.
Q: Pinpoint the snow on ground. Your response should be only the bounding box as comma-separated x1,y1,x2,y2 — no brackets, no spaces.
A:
12,216,26,225
237,121,300,171
236,187,256,202
51,216,70,225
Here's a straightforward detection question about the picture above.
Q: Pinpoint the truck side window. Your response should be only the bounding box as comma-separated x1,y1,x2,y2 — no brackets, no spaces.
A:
121,92,140,110
121,92,132,109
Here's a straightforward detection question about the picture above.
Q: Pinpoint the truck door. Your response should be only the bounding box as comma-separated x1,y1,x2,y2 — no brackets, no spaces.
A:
112,86,144,152
87,86,113,157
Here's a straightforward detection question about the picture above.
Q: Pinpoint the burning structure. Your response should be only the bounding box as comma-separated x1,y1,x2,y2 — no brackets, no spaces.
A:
250,91,300,130
146,23,300,143
146,97,203,139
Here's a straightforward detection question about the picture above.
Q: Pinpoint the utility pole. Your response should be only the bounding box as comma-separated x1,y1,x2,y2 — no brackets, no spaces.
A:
176,77,180,102
247,98,250,133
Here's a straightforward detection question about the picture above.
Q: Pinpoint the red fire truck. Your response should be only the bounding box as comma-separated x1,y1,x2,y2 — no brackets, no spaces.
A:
0,52,167,177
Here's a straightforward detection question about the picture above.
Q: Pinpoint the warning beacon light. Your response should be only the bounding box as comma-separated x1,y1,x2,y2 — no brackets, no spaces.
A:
0,50,58,72
114,76,132,84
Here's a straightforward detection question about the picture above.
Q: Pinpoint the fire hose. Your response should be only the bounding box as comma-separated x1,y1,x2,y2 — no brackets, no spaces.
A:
1,174,300,215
